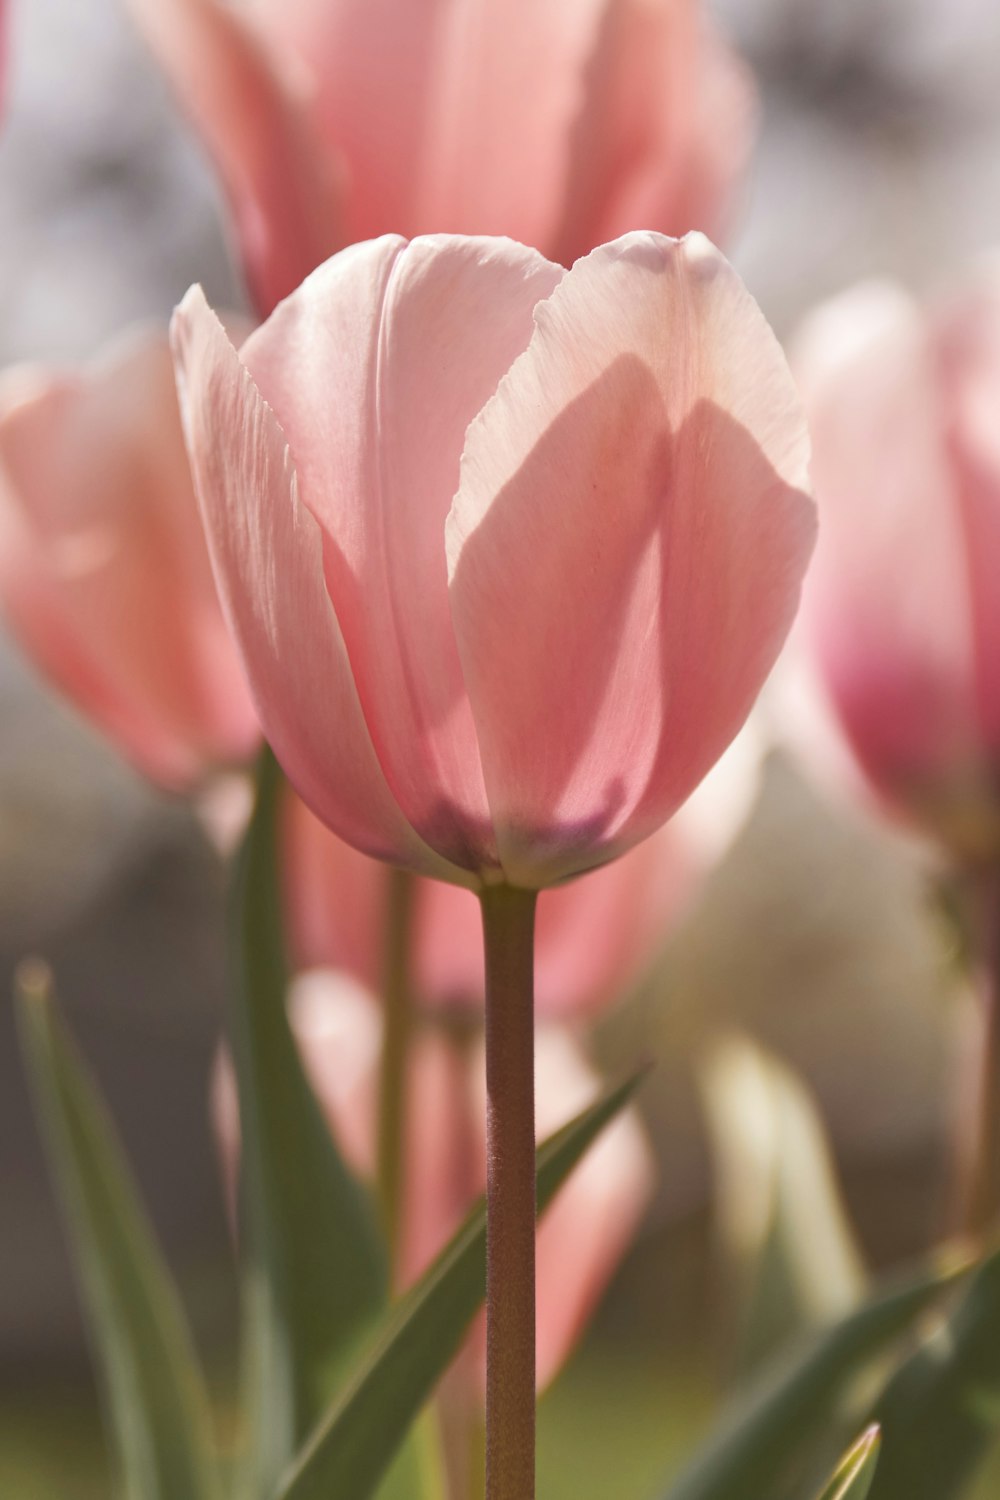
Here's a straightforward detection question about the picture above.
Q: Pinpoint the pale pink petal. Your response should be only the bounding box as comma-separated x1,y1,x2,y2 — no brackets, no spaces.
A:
554,1,754,263
281,786,387,991
934,271,1000,754
411,879,485,1011
243,236,562,872
127,0,344,313
398,1032,480,1285
0,330,259,788
250,0,443,244
253,0,607,253
411,0,608,250
795,284,987,838
448,232,814,887
664,20,756,243
171,285,457,876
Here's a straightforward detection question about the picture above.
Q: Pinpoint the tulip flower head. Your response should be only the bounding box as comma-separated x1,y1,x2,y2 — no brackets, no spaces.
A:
793,272,1000,865
130,0,755,314
173,231,814,890
0,328,259,789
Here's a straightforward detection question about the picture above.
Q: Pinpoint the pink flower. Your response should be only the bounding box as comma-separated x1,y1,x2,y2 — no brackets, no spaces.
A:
0,327,259,789
173,232,814,889
128,0,754,314
283,724,763,1017
793,272,1000,864
213,970,655,1389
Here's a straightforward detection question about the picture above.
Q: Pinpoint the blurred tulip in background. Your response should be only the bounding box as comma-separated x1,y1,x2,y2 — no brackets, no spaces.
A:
127,0,755,314
792,269,1000,867
0,327,259,789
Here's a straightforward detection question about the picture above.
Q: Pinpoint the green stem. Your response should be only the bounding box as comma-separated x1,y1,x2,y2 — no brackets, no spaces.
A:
376,866,416,1275
966,867,1000,1236
480,884,538,1500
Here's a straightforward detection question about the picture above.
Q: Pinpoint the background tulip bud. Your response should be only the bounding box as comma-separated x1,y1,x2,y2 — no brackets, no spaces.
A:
0,327,259,789
128,0,755,314
792,270,1000,865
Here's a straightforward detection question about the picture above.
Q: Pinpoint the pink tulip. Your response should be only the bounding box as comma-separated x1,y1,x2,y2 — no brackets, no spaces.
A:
793,272,1000,863
129,0,754,315
284,722,763,1017
212,969,655,1388
172,232,814,890
0,327,259,789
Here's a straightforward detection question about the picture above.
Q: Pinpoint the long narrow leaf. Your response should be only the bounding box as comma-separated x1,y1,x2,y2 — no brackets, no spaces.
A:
15,966,221,1500
231,748,388,1493
866,1245,1000,1500
661,1250,970,1500
815,1427,881,1500
277,1071,644,1500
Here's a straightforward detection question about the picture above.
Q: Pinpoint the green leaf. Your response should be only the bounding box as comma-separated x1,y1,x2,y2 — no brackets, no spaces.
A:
660,1249,970,1500
866,1245,1000,1500
231,748,389,1494
15,965,221,1500
815,1427,881,1500
276,1070,644,1500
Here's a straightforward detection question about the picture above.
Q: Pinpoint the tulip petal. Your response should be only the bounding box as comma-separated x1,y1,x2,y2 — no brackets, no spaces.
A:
935,273,1000,754
796,284,983,813
127,0,344,313
553,3,754,264
243,235,562,871
281,788,387,993
252,0,442,244
448,232,814,886
412,0,608,250
171,286,456,878
0,332,258,787
257,0,607,253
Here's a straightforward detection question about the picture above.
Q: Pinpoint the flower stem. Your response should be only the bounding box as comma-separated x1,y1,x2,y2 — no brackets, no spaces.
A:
966,867,1000,1236
376,866,416,1276
480,884,538,1500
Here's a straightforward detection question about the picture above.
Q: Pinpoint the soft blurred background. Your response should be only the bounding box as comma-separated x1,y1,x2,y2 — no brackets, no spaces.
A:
3,0,1000,1494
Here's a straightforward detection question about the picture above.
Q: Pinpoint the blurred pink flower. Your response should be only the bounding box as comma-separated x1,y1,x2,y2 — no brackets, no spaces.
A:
129,0,754,315
792,271,1000,864
172,231,814,890
0,327,260,789
213,969,655,1389
283,723,763,1018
